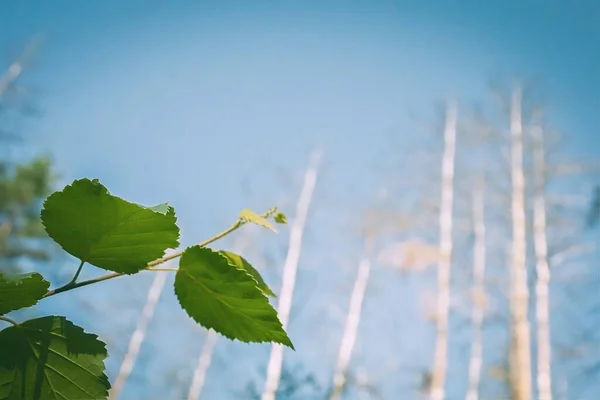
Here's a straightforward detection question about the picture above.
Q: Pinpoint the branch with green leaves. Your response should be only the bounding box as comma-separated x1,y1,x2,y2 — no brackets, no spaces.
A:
0,178,291,400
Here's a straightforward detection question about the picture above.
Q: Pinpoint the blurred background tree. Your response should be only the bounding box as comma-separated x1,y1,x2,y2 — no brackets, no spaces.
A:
0,35,56,275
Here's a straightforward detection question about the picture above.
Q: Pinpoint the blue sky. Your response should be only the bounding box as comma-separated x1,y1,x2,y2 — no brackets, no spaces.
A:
1,0,599,398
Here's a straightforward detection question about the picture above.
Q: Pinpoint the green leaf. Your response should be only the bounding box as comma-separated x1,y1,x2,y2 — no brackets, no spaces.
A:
174,246,293,348
273,212,288,224
41,178,180,274
239,209,276,232
219,250,276,297
146,202,171,215
0,316,110,400
0,273,50,315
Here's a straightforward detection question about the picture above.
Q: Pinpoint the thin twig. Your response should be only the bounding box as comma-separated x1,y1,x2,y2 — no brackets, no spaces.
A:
42,208,273,299
262,148,322,400
0,315,19,326
146,267,179,272
43,271,121,298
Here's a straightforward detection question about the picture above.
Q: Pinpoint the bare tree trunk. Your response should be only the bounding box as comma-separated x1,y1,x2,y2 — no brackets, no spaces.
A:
430,102,458,400
532,126,552,400
261,148,322,400
186,234,253,400
466,186,486,400
330,237,374,400
508,85,532,400
0,34,43,96
186,329,218,400
109,267,170,400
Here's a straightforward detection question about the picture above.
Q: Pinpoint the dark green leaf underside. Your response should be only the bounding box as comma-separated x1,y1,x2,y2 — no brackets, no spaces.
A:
0,316,110,400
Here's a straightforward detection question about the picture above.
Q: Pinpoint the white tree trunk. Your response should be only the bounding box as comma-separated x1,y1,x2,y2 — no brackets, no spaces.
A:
508,85,532,400
532,126,552,400
186,329,218,400
430,102,458,400
186,234,253,400
329,238,374,400
465,187,486,400
261,148,322,400
109,268,170,400
0,35,43,96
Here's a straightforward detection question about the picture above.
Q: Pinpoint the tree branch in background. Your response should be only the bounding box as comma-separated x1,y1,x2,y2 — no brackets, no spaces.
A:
531,126,553,400
261,147,322,400
0,34,43,97
430,101,458,400
108,257,174,400
508,84,533,400
329,236,374,400
465,185,487,400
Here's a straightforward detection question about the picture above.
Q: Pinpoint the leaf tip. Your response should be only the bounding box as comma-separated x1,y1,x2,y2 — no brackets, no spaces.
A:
273,212,288,225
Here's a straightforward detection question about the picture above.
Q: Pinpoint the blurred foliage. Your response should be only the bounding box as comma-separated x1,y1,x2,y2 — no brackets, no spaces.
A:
0,155,55,274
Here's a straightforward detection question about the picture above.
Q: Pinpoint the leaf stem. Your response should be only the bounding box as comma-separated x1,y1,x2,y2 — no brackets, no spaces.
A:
146,267,179,272
146,220,242,268
68,260,86,285
0,315,19,326
43,272,121,298
42,210,266,299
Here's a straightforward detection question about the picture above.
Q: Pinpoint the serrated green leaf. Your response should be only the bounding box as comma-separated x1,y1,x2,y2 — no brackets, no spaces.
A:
0,273,50,315
219,250,276,297
41,178,180,274
174,247,293,348
0,316,110,400
239,209,276,232
273,212,288,224
147,202,171,215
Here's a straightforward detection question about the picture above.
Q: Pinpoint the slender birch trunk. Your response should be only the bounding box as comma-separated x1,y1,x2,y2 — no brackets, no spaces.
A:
532,126,552,400
186,329,218,400
186,234,253,400
109,267,171,399
261,148,322,400
508,85,532,400
465,186,486,400
0,34,43,96
430,102,458,400
329,237,375,400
